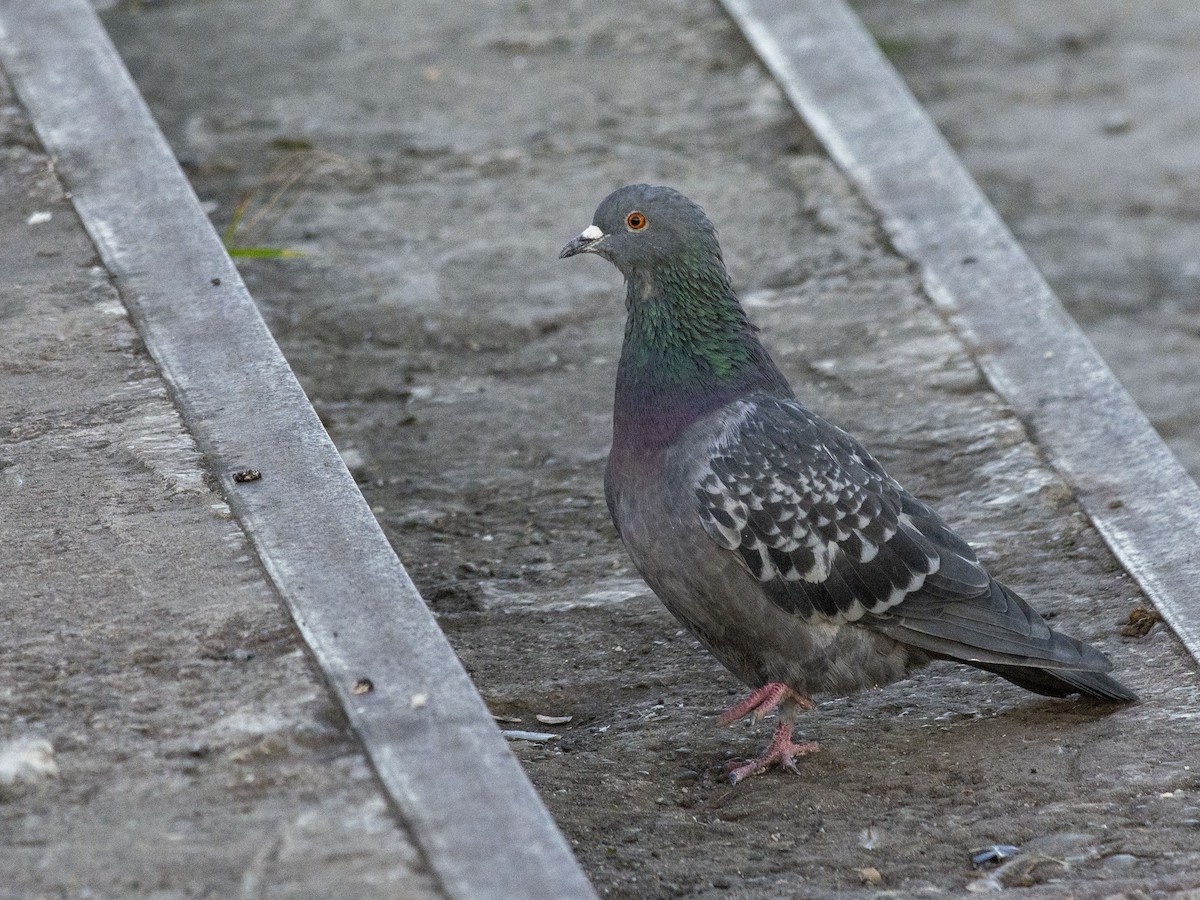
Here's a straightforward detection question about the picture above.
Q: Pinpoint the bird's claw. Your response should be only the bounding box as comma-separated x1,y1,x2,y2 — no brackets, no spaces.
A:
725,738,818,785
723,720,818,785
726,762,764,786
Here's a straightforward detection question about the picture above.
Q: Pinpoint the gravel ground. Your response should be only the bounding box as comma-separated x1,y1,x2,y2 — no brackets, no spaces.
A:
98,0,1200,895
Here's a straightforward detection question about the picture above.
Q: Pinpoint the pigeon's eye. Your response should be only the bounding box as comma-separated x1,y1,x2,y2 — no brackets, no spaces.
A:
626,211,647,231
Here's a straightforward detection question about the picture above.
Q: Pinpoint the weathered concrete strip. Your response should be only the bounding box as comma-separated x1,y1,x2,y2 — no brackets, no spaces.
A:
720,0,1200,662
0,2,595,897
0,77,441,899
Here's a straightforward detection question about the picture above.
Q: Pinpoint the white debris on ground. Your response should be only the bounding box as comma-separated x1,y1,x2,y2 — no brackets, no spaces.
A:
0,736,58,789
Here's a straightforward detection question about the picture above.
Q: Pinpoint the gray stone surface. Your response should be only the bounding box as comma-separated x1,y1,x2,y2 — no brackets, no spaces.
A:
1,0,595,895
0,75,441,899
96,0,1200,895
851,0,1200,479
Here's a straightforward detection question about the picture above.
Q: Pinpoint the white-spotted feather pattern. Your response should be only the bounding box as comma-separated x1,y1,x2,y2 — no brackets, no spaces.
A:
695,397,941,622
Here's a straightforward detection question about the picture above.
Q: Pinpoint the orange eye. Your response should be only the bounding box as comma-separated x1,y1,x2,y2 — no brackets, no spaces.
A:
626,211,647,231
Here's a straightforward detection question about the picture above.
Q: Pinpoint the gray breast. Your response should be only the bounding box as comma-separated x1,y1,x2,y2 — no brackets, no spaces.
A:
608,410,926,696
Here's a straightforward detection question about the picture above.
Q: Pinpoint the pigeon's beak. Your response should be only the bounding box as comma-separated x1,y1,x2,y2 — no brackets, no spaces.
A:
559,224,606,259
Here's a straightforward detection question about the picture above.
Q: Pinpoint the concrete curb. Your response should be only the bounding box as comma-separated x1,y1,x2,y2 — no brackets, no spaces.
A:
0,2,595,898
720,0,1200,663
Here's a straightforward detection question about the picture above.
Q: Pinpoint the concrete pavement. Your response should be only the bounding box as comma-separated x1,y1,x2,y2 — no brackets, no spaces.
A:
4,0,1200,894
0,71,444,900
0,2,594,897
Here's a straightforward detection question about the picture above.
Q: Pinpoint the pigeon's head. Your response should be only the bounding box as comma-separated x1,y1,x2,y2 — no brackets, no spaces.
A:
559,184,722,278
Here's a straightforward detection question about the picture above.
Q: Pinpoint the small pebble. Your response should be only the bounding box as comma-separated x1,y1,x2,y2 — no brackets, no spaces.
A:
858,866,883,886
971,844,1020,868
1102,853,1138,871
1102,111,1134,135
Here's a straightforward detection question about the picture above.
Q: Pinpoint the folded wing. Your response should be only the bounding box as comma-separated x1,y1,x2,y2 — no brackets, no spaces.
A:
694,396,1133,699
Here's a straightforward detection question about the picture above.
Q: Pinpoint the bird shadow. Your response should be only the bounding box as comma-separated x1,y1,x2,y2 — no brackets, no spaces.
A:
702,688,1136,807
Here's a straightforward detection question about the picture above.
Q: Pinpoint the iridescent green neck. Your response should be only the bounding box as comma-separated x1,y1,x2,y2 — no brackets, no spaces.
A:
613,258,791,451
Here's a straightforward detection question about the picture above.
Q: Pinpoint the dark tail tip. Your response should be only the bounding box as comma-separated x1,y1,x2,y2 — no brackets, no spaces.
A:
1051,669,1138,703
979,663,1138,703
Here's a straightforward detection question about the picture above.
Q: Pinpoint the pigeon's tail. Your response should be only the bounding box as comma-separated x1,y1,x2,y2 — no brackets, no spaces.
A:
873,576,1138,703
974,661,1138,703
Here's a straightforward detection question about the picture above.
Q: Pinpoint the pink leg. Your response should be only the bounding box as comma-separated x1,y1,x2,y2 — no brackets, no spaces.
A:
717,682,818,784
716,682,814,726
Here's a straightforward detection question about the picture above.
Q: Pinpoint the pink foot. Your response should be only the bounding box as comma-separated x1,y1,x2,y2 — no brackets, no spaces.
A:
716,682,814,727
723,720,820,785
717,682,818,784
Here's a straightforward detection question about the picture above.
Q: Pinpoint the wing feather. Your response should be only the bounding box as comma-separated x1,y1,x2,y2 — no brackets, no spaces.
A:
690,395,1130,694
695,397,945,623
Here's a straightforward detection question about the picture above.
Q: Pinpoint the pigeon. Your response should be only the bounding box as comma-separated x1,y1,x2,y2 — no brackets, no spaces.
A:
560,184,1136,784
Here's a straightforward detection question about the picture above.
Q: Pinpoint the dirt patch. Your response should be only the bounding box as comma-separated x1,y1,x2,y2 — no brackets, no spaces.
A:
102,0,1200,895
